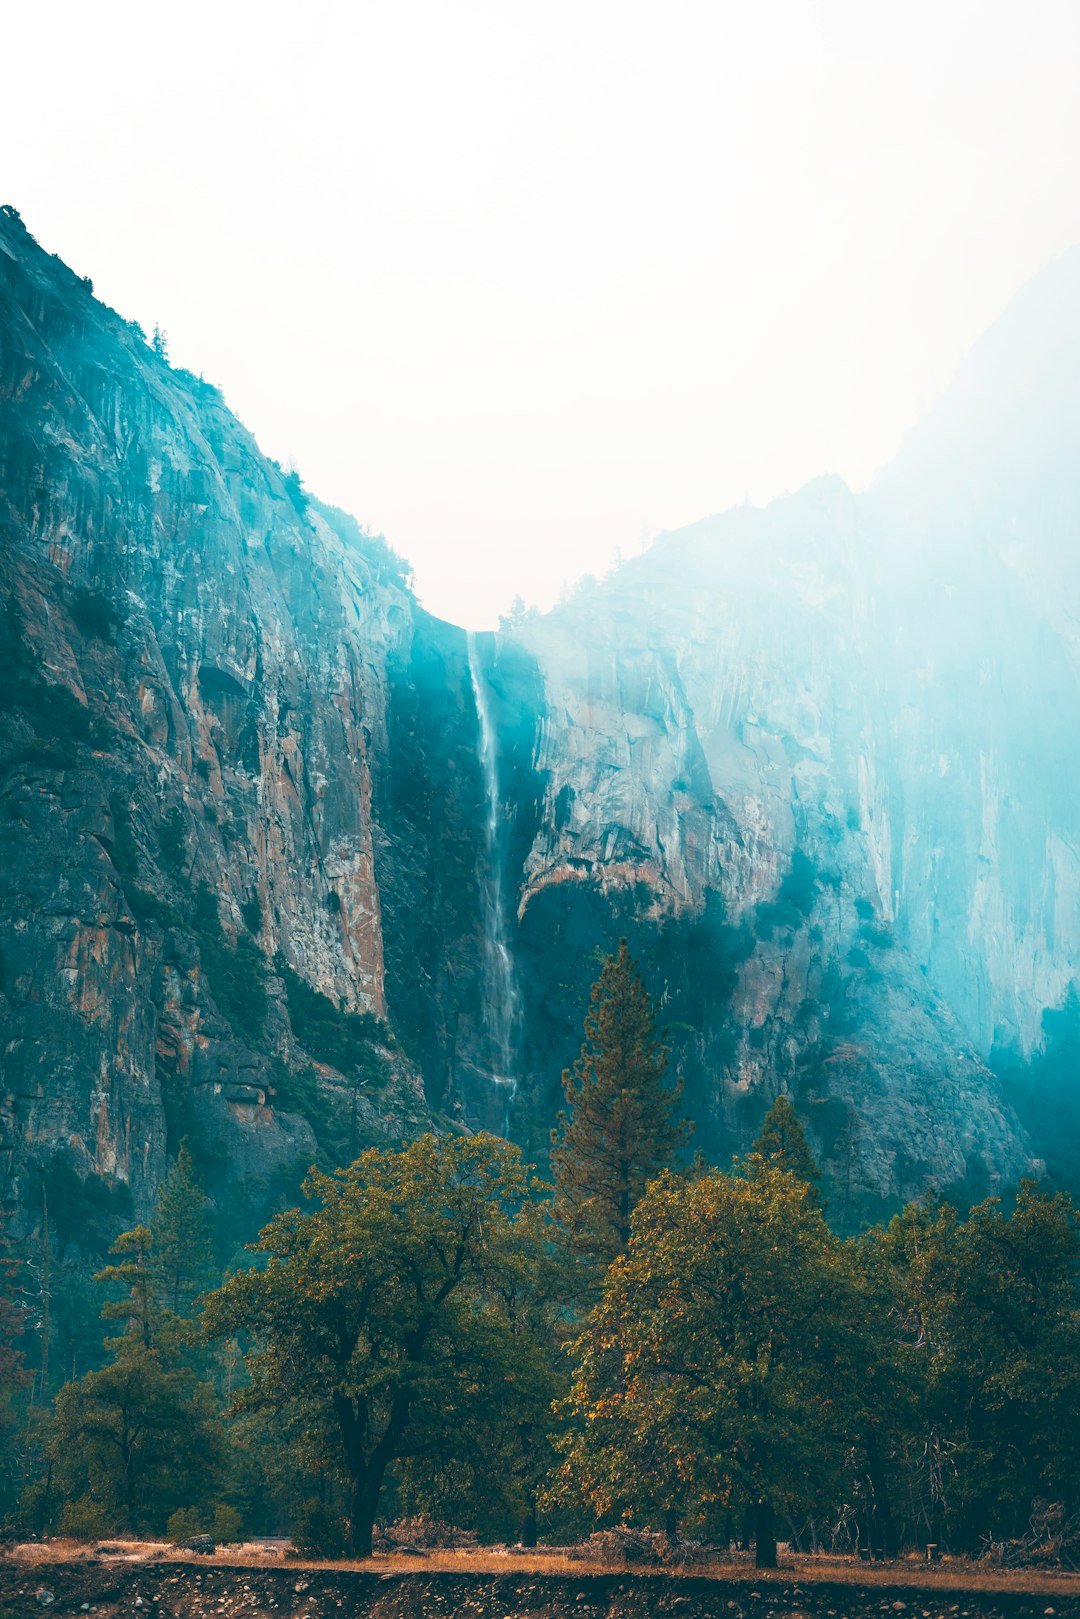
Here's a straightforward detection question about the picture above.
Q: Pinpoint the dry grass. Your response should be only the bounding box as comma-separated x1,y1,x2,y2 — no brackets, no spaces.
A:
7,1539,1080,1596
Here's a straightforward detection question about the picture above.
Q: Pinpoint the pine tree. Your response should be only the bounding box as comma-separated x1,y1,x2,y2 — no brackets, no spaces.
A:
153,1140,215,1316
96,1144,215,1352
750,1094,823,1204
551,940,689,1277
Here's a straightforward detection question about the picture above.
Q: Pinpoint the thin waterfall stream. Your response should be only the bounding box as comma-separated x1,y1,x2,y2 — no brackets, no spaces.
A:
466,631,521,1116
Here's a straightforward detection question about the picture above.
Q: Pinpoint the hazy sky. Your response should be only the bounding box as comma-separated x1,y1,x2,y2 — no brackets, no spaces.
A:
3,1,1079,626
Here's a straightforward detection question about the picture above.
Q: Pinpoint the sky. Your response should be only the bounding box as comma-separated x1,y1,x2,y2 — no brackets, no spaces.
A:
3,1,1080,627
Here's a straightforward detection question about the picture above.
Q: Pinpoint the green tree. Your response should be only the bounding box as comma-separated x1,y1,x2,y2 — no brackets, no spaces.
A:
556,1163,859,1566
751,1095,823,1205
203,1133,552,1556
48,1349,221,1534
153,1140,215,1314
395,1185,568,1545
97,1225,158,1350
95,1145,215,1352
550,940,688,1280
912,1182,1080,1549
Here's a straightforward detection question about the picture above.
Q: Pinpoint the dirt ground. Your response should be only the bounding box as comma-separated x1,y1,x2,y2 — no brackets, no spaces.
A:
4,1546,1080,1619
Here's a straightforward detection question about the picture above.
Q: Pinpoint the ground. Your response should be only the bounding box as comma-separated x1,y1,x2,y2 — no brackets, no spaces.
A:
4,1546,1080,1619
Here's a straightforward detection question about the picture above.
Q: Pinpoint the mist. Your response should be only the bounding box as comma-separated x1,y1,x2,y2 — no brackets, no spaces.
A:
3,0,1080,624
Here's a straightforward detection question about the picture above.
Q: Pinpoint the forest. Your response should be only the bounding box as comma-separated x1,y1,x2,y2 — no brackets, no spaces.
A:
1,943,1078,1569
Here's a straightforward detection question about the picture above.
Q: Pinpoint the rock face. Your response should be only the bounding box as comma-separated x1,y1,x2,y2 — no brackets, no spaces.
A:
2,204,1077,1231
0,207,473,1227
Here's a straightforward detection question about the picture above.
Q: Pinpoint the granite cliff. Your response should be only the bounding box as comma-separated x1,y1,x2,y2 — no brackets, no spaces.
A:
3,205,1077,1234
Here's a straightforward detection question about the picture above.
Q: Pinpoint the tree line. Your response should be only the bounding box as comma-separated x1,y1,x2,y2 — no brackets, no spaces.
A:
2,942,1078,1565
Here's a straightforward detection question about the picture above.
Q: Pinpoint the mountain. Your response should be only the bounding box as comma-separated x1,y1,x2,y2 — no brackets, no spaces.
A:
4,204,1076,1237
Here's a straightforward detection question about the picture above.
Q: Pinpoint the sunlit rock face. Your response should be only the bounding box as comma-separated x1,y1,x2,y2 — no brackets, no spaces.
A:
1,205,1075,1227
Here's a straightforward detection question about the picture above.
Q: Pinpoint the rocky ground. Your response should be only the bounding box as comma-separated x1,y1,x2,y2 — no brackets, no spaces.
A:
4,1554,1080,1619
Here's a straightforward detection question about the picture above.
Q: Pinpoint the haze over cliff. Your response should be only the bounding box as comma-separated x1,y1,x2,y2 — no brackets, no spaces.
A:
3,205,1078,1236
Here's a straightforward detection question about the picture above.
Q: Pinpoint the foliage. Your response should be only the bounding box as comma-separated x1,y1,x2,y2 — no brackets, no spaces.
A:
0,1213,29,1515
240,895,263,935
750,1095,823,1206
550,940,689,1281
753,849,820,937
283,469,309,512
556,1163,859,1566
203,1133,552,1555
290,1498,348,1557
125,883,179,929
47,1347,222,1534
152,1141,216,1317
882,1182,1080,1550
31,1149,226,1536
40,1154,134,1259
193,885,268,1043
167,1501,243,1543
998,985,1080,1198
276,954,386,1075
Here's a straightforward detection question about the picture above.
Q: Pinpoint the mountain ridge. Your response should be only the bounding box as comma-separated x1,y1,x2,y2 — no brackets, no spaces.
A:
0,203,1065,1238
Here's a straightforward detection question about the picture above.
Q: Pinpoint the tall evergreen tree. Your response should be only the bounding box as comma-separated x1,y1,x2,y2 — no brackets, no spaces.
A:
153,1140,215,1316
550,940,689,1277
38,1155,226,1537
751,1094,823,1204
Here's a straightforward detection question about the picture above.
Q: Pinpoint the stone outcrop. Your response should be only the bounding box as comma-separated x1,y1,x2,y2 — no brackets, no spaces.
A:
4,205,1078,1230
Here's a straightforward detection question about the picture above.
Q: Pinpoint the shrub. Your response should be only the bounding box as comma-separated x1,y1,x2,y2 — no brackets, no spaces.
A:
240,895,263,935
59,1496,114,1540
290,1499,347,1559
193,885,267,1043
777,848,818,916
123,883,178,929
283,469,308,513
276,955,386,1076
271,1059,321,1116
167,1502,244,1544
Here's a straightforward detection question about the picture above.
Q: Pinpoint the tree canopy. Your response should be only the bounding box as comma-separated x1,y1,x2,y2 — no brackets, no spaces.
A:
203,1132,553,1555
550,940,688,1281
556,1161,858,1565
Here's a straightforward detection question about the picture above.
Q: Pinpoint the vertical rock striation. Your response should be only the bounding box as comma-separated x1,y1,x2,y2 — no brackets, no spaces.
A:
5,208,1079,1227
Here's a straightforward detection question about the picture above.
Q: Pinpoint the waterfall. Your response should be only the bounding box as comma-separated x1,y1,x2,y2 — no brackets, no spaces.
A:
466,630,521,1106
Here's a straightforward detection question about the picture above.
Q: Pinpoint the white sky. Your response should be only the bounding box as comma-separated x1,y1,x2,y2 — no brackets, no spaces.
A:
3,1,1079,627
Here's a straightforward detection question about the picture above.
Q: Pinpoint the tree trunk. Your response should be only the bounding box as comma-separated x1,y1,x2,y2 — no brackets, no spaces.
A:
664,1506,679,1545
864,1427,898,1558
348,1471,384,1558
517,1497,538,1548
754,1499,777,1568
